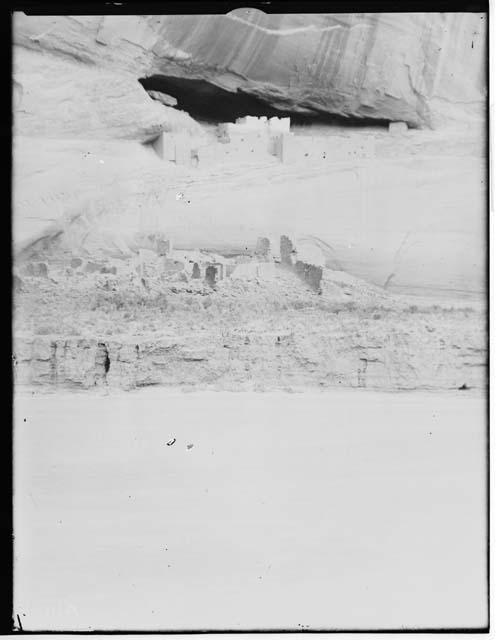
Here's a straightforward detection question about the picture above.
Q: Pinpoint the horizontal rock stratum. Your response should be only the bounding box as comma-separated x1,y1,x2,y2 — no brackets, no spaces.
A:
14,11,486,128
13,257,486,392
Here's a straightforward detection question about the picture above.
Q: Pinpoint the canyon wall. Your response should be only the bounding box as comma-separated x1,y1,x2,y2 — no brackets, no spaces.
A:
13,320,486,392
13,11,486,128
12,12,487,298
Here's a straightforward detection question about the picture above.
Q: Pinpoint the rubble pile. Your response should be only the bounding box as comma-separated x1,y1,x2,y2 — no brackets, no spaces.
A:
13,232,486,392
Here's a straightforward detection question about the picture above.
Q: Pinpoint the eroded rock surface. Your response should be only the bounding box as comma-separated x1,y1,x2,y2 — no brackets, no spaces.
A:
13,12,486,127
12,11,486,296
13,256,486,392
13,318,486,392
12,11,487,394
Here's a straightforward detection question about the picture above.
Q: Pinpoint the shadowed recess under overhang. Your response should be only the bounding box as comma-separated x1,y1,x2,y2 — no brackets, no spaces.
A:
138,75,391,127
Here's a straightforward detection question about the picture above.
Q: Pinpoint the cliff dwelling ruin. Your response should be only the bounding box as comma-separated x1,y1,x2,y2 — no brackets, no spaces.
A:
148,112,377,168
138,72,394,169
12,12,487,395
11,12,488,635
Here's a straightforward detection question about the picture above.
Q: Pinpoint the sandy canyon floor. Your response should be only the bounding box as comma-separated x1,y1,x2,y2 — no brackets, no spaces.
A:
14,388,487,631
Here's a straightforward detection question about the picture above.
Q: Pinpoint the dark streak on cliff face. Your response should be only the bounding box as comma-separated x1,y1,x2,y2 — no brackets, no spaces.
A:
95,342,110,385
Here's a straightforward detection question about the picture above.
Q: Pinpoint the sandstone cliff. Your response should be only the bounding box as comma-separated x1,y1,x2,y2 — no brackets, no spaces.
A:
13,11,486,128
12,11,487,297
